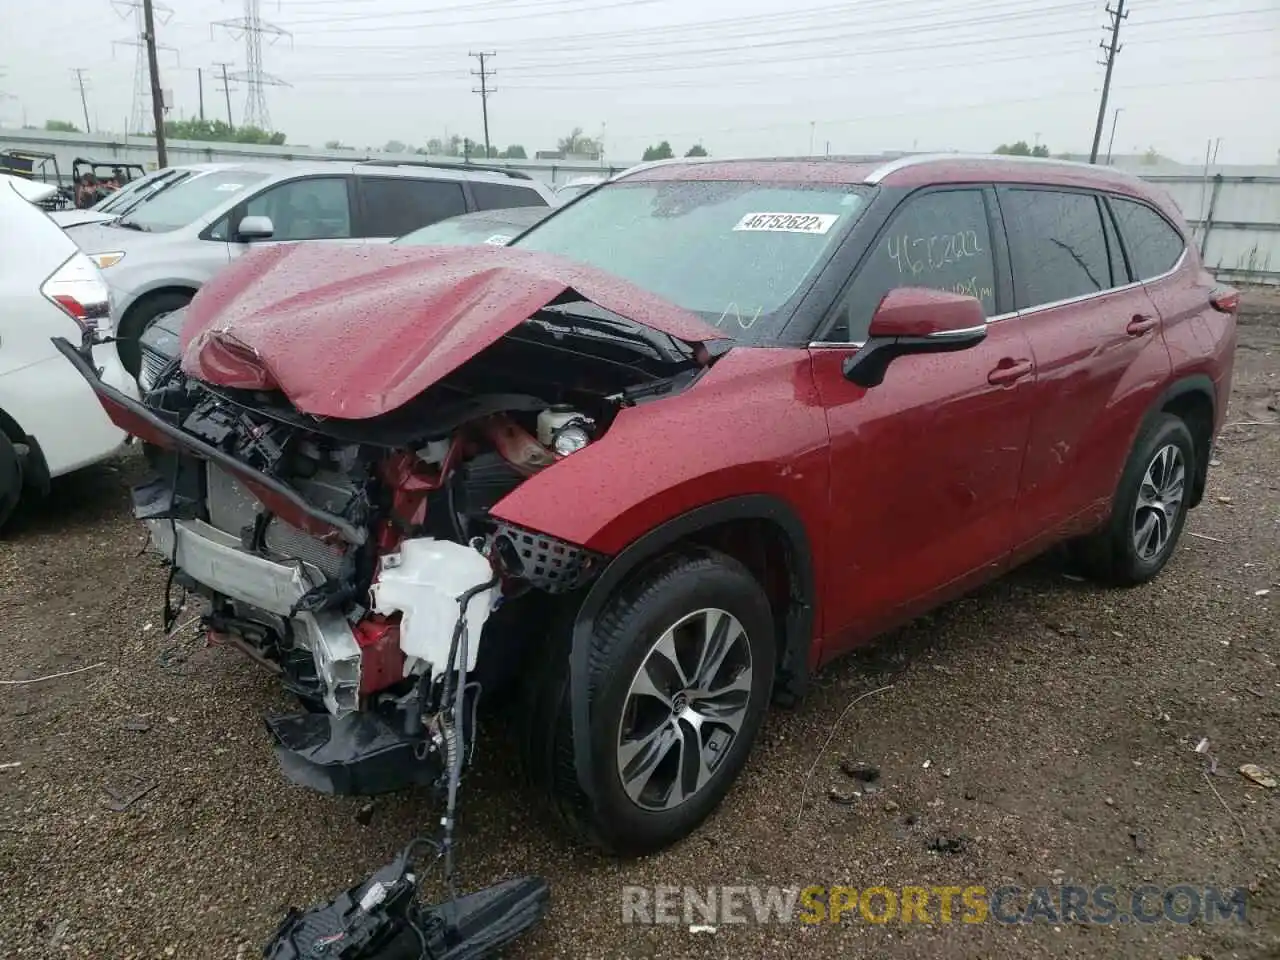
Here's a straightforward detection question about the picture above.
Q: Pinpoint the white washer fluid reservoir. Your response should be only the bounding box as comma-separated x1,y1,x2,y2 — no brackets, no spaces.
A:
369,538,498,675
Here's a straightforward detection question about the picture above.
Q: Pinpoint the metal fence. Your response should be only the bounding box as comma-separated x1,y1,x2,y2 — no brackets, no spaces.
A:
1146,174,1280,286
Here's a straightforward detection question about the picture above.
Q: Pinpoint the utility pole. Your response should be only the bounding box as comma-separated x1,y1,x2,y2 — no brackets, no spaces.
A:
470,51,496,159
197,67,205,120
1105,106,1123,164
1089,0,1128,164
72,69,92,132
214,61,236,129
141,0,167,165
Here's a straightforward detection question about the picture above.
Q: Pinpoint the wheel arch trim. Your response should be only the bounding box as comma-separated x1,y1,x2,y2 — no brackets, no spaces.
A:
567,493,816,805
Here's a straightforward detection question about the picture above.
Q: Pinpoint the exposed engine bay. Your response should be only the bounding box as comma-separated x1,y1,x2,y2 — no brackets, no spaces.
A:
131,300,712,793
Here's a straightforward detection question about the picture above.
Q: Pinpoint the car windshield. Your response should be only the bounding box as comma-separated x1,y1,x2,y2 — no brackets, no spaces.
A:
395,217,526,247
514,180,869,341
97,169,190,213
115,170,268,232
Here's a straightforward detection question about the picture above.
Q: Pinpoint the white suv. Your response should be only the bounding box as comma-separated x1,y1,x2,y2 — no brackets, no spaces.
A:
0,180,137,530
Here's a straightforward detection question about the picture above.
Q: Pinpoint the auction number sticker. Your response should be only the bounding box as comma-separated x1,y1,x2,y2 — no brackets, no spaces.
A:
484,234,513,245
733,212,839,234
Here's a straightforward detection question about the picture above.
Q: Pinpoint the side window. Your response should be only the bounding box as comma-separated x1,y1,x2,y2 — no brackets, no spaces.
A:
1002,189,1112,308
244,177,351,241
470,181,548,210
828,189,995,342
1110,196,1185,280
359,178,466,237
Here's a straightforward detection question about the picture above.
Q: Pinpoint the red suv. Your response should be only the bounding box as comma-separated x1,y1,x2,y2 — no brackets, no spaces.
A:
61,155,1237,857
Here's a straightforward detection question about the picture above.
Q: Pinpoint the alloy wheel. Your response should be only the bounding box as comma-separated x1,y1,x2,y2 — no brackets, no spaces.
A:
616,608,754,812
1132,443,1186,561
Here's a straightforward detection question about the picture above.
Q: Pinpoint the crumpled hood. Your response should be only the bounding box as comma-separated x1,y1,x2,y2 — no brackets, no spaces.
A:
180,243,726,420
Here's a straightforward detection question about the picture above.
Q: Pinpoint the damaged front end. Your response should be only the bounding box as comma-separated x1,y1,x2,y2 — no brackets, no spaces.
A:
54,246,723,801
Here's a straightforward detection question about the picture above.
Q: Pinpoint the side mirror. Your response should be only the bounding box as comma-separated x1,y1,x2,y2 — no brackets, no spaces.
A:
842,287,987,388
236,215,274,242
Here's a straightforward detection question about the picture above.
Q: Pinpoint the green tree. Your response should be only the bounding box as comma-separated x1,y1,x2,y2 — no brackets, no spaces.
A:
1140,147,1164,165
383,139,406,153
994,140,1050,158
501,144,527,159
324,139,345,149
642,141,674,162
684,143,709,157
45,119,81,133
165,118,284,145
557,127,599,156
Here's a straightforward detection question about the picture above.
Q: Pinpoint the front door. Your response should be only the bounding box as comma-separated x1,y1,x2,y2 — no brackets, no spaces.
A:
810,185,1036,658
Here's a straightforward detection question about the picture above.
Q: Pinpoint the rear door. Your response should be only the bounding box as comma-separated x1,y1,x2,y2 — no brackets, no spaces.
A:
355,176,467,239
811,185,1037,656
998,186,1172,550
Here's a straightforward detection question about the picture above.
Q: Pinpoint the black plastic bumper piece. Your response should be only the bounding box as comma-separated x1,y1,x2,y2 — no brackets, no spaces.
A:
264,846,550,960
266,711,440,797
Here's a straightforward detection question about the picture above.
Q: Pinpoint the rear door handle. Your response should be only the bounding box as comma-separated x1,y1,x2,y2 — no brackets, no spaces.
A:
1126,314,1159,336
988,358,1034,386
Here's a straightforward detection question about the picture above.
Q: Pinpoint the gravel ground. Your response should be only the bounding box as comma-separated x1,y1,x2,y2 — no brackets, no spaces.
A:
1,297,1277,960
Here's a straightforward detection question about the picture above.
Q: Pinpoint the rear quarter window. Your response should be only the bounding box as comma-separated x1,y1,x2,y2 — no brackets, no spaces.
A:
470,181,548,210
359,177,467,237
1110,196,1185,280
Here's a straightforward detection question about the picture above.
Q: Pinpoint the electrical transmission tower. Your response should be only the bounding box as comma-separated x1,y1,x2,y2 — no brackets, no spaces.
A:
1089,0,1128,164
470,51,496,159
213,0,290,132
111,0,174,135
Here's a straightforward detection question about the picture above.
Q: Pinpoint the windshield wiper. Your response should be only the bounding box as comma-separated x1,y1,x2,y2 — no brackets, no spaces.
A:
541,302,692,364
114,219,150,232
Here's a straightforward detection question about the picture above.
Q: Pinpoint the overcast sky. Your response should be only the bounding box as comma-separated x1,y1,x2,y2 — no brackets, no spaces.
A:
3,0,1277,163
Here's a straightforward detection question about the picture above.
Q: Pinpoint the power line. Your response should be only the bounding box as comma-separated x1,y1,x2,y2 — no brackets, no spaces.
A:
213,0,291,131
470,51,496,160
1090,0,1129,162
71,68,92,133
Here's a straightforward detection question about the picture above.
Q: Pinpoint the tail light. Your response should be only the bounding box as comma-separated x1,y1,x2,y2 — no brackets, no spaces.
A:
41,252,114,339
1209,285,1240,314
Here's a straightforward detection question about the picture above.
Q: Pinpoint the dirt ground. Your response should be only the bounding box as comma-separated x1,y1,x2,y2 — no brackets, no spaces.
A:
1,297,1277,960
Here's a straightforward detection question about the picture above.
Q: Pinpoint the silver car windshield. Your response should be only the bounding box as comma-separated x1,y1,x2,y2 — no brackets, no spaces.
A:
116,170,268,232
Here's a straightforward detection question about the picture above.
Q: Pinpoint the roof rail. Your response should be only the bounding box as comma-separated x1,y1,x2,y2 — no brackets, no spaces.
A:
356,158,532,180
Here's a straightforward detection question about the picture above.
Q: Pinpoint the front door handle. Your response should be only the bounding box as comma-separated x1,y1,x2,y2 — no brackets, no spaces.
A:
988,358,1034,386
1126,314,1159,336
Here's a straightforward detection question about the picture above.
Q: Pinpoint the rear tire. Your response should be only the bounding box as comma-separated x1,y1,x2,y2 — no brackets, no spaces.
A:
1072,413,1195,586
117,291,193,378
522,548,775,856
0,432,24,533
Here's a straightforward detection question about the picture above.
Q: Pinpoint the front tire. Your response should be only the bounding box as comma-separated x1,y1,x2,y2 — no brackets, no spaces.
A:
523,548,776,856
1072,413,1196,586
117,291,193,378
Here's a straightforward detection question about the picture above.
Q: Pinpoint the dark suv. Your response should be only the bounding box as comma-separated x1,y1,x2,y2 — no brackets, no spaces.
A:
62,154,1237,857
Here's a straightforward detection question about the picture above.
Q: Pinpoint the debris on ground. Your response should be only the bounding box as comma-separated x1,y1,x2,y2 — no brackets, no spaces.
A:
883,800,900,813
688,925,717,935
120,716,152,733
1130,831,1147,853
1195,738,1211,754
921,759,932,770
1217,496,1234,504
0,761,21,771
355,802,376,825
840,761,880,783
1255,589,1271,597
101,774,158,812
828,786,860,805
1239,764,1277,788
927,833,968,855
